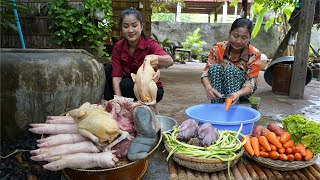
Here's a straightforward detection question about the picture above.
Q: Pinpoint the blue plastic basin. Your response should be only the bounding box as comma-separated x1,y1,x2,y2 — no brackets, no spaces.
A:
185,104,260,135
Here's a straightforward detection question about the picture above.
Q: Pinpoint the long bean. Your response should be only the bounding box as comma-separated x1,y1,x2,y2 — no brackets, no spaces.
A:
163,124,247,180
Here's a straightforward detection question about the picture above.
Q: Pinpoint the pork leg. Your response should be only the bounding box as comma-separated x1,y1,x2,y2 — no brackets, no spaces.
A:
30,141,100,161
42,151,118,171
29,124,78,134
37,134,88,148
45,116,76,124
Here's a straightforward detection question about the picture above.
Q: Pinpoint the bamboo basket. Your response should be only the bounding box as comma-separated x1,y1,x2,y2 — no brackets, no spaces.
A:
244,151,318,171
164,143,244,172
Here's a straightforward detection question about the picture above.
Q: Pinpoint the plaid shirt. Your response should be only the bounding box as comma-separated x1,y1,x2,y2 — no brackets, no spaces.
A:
202,41,261,93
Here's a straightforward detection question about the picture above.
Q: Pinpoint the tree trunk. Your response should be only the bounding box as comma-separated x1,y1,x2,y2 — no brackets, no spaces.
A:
289,0,316,99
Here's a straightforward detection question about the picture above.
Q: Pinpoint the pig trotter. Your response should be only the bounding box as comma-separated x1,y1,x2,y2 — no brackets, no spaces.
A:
127,106,159,161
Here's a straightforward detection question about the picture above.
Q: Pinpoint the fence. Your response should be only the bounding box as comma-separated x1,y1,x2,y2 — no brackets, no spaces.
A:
1,0,152,49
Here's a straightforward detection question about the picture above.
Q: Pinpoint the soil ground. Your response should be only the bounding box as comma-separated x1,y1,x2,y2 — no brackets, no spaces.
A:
142,61,320,180
158,62,320,123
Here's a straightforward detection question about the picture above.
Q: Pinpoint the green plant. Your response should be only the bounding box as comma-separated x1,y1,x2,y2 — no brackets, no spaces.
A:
0,0,34,31
152,33,173,55
199,52,208,63
150,0,185,13
182,28,206,57
48,0,112,58
230,0,297,38
251,0,297,38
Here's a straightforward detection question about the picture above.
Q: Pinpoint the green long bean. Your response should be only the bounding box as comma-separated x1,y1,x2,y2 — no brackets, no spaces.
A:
163,124,247,180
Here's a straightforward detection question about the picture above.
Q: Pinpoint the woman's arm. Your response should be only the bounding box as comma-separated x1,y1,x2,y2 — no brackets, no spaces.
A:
112,77,122,96
146,54,173,69
156,54,173,69
231,86,252,104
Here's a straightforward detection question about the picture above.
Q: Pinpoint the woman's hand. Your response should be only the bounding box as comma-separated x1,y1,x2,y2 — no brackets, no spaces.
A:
205,86,221,100
145,54,158,68
230,91,240,105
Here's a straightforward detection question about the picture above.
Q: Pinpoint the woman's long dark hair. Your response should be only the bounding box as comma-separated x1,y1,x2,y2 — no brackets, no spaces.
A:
230,18,253,36
119,8,146,37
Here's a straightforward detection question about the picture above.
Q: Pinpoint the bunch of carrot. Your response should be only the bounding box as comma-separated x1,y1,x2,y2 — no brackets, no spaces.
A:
242,123,314,161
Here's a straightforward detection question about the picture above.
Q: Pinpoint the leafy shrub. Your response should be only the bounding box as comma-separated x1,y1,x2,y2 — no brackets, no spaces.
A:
199,52,209,63
182,28,206,57
48,0,112,58
152,33,173,55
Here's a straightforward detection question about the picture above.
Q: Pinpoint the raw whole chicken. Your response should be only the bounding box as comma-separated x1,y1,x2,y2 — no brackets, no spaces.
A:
68,102,123,145
131,55,160,105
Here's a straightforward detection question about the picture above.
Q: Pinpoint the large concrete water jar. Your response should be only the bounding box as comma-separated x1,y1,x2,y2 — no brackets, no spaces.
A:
1,49,106,139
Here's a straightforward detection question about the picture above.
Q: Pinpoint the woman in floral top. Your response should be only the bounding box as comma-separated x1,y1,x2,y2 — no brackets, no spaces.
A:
201,18,261,104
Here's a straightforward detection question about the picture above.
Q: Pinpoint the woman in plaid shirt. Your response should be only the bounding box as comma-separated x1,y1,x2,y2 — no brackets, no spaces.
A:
201,18,261,104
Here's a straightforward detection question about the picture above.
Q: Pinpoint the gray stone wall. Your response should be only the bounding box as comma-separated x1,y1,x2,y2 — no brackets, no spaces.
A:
151,21,320,58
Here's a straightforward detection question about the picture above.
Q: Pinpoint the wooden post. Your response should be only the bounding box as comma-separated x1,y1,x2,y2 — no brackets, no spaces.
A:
289,0,316,98
242,0,248,18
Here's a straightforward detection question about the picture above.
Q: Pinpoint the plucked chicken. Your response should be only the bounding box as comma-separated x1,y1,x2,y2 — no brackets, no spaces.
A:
131,55,160,105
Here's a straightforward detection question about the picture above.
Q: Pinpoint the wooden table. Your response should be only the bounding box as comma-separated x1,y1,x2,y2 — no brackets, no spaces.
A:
168,156,320,180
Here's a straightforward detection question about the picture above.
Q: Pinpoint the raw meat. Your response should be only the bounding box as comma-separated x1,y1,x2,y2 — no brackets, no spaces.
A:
177,119,199,141
131,56,160,105
197,123,219,147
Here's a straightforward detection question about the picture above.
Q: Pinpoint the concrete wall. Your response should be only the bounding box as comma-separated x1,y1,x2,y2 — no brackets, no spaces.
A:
151,22,320,58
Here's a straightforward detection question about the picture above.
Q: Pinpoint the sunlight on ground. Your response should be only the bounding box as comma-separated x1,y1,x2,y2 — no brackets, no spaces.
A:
301,96,320,122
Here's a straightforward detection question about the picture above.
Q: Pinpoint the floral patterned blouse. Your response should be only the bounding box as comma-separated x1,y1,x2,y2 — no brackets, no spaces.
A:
202,41,261,93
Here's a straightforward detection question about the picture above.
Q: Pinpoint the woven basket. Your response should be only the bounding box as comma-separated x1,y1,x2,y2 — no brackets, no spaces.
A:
244,151,318,171
164,143,244,172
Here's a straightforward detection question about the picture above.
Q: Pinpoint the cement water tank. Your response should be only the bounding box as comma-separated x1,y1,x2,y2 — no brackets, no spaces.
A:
1,49,106,139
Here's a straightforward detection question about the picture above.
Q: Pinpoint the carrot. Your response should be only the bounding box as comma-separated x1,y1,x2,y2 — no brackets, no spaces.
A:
258,136,271,151
283,140,294,148
260,145,267,152
294,153,302,161
266,131,282,149
268,151,279,160
304,148,313,161
280,131,291,144
260,151,269,158
279,154,288,161
292,146,300,154
243,135,254,156
287,154,295,161
278,147,285,154
295,144,306,156
225,96,233,111
251,137,260,156
285,148,292,154
270,144,277,151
